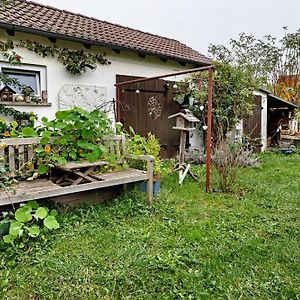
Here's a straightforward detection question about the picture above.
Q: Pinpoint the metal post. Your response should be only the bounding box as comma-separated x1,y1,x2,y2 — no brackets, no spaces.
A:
205,67,213,192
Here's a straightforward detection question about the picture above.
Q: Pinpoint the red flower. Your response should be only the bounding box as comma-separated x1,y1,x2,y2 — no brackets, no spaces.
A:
15,55,22,61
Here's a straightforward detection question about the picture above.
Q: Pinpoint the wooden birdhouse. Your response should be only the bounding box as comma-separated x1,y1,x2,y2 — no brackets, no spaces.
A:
168,109,200,131
0,85,16,102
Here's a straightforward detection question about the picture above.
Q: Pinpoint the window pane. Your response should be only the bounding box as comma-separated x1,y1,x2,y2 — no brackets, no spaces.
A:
3,72,38,94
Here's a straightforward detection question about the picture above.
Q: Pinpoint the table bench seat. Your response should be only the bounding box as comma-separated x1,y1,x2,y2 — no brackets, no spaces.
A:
0,135,154,206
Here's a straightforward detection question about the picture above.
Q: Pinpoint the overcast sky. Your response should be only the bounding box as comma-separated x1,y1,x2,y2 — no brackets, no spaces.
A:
35,0,299,56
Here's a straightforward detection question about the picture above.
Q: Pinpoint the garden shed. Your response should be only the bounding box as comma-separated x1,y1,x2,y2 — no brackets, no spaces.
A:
243,88,299,150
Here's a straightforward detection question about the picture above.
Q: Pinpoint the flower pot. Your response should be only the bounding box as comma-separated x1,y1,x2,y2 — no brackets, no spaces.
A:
139,179,161,195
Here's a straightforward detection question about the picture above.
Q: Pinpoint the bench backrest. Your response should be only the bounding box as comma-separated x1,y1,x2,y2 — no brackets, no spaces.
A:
0,134,127,177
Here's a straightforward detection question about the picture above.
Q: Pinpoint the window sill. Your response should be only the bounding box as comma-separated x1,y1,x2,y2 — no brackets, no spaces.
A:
0,102,52,107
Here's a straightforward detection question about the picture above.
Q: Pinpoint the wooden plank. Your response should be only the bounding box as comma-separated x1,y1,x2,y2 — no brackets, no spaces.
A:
0,137,41,146
121,134,127,154
147,158,154,205
0,147,4,168
116,140,121,157
8,146,15,172
72,167,97,185
0,170,150,206
18,145,25,169
281,134,300,141
57,160,107,171
27,144,34,161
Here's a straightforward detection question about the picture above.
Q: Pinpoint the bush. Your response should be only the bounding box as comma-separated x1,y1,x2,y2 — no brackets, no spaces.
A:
212,141,259,192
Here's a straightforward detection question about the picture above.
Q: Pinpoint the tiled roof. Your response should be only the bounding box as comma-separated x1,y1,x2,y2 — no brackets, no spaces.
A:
0,1,211,66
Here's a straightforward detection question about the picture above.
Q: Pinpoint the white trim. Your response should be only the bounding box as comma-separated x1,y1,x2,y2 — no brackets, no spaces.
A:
0,62,47,97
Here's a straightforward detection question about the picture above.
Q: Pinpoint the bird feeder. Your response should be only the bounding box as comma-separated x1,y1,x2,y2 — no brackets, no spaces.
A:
0,85,16,102
169,109,200,131
168,109,200,184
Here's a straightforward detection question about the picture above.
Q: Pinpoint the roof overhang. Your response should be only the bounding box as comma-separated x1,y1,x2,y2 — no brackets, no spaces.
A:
0,22,208,67
268,94,298,110
259,88,299,110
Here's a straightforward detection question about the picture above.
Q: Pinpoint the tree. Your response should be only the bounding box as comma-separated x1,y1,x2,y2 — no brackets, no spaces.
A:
175,62,261,192
209,28,300,104
176,62,260,143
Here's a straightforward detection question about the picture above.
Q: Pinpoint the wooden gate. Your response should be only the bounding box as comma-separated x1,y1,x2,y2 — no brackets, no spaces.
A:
116,75,182,158
243,95,262,139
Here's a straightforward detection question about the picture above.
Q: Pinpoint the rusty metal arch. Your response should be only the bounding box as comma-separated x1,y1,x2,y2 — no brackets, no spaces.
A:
114,65,215,192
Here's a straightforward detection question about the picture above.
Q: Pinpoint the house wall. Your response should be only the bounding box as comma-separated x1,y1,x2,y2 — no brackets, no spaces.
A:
0,29,191,123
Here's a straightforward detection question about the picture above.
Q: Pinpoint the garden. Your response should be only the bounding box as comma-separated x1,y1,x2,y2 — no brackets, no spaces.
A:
0,151,299,299
0,26,299,299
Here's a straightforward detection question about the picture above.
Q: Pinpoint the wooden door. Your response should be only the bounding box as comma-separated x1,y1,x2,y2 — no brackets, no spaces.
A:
243,95,262,139
116,75,182,158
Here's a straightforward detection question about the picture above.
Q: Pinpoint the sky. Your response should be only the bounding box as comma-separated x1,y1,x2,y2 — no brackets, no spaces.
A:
35,0,299,56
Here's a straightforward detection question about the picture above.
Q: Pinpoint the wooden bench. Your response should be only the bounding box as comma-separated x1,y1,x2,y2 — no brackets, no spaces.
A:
0,134,154,206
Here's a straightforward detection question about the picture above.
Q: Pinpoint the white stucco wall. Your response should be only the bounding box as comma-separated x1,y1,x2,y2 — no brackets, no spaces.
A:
0,29,191,122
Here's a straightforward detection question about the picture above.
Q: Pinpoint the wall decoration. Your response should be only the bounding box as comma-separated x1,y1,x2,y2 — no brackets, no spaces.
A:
58,84,108,112
0,85,16,102
147,96,162,119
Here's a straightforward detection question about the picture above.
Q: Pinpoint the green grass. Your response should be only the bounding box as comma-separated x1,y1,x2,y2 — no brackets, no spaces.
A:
1,153,300,299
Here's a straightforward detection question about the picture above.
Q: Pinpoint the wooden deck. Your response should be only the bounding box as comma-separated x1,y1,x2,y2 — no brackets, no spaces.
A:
0,169,149,206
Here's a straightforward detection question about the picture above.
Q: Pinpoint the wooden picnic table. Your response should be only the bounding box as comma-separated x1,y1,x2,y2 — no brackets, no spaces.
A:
55,160,108,186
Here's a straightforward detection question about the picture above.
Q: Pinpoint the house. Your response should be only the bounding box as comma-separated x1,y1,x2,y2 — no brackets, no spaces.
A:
0,0,211,157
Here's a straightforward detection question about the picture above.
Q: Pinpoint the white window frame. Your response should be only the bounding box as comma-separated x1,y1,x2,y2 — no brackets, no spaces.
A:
0,62,47,97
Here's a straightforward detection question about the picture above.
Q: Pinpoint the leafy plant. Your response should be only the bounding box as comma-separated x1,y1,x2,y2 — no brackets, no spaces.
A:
212,141,259,192
175,62,260,143
1,200,59,245
24,107,113,174
126,127,163,177
0,39,111,75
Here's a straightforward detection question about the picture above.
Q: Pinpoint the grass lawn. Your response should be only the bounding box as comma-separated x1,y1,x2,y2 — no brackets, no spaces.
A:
1,153,300,299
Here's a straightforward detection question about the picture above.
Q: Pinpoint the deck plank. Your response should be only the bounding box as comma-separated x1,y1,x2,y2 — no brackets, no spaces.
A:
0,169,149,206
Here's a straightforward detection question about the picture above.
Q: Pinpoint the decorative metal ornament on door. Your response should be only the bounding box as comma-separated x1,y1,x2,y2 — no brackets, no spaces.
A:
147,96,162,119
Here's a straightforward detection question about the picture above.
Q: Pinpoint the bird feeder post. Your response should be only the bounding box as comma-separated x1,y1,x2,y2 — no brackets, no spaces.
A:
169,109,200,185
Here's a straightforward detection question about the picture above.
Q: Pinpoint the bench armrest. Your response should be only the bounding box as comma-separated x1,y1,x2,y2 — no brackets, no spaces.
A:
125,153,154,162
125,153,154,204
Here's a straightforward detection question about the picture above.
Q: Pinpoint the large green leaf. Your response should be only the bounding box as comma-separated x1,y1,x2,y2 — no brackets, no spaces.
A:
34,207,48,219
86,152,99,162
55,110,69,120
22,127,37,137
28,200,39,210
15,206,32,223
3,234,17,244
9,221,23,236
27,225,40,238
38,165,48,175
44,216,60,230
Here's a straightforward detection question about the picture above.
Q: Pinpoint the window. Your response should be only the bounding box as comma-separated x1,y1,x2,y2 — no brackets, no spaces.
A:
2,68,41,95
0,63,47,103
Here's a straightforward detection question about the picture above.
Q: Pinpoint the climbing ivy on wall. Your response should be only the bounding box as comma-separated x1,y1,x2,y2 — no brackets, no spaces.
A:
0,39,111,75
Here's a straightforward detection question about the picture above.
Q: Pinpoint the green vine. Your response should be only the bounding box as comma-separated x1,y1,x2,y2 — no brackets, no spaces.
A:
0,104,35,121
0,39,111,75
0,104,36,138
